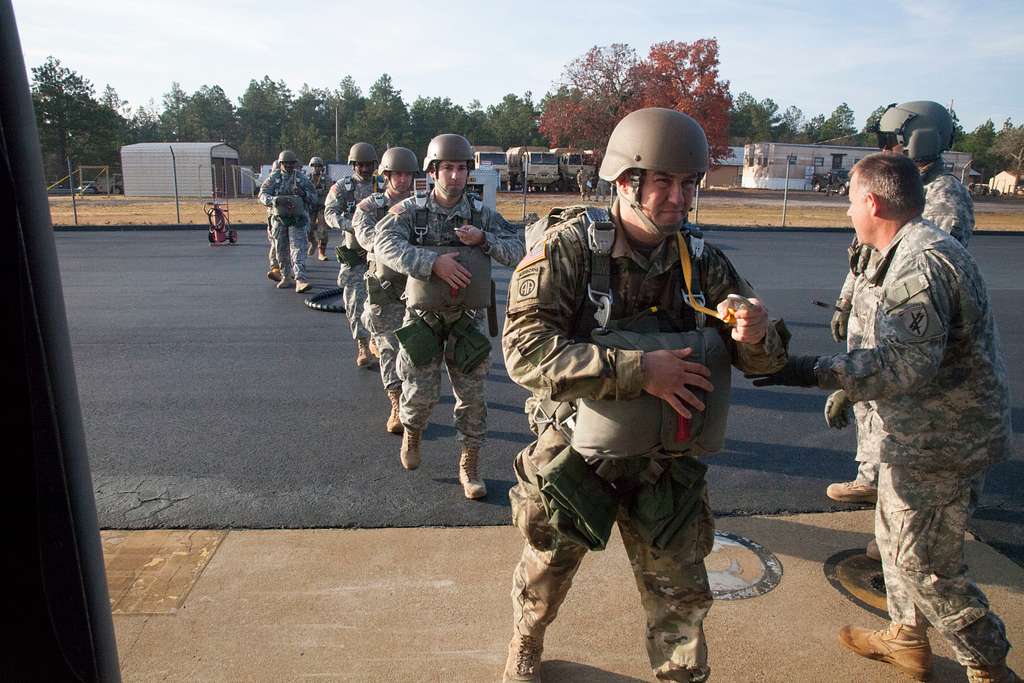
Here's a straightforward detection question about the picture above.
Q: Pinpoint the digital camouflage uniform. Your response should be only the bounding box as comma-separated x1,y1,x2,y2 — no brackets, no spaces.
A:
374,191,524,447
354,191,410,392
325,174,375,341
259,170,318,282
307,171,332,248
837,161,975,487
817,217,1012,667
503,206,788,681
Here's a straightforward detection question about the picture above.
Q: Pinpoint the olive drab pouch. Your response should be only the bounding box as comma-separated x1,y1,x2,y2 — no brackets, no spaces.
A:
404,245,492,312
446,313,491,373
374,256,408,291
629,457,709,551
272,194,305,218
335,245,366,267
536,446,618,551
364,272,400,306
395,314,444,366
570,328,732,459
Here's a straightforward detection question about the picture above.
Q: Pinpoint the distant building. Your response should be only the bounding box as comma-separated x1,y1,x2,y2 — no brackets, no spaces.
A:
702,146,744,188
120,142,241,197
991,171,1022,195
741,142,973,190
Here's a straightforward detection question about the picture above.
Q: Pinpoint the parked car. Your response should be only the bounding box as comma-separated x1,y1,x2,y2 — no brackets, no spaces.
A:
75,181,100,195
812,169,849,195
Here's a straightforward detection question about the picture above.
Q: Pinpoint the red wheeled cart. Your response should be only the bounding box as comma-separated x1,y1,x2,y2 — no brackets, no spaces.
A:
205,199,237,245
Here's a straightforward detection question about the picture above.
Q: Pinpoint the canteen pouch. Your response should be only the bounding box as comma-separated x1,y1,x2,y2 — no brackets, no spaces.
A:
272,194,305,218
448,313,491,373
405,245,491,312
395,315,443,366
570,328,732,458
537,446,617,551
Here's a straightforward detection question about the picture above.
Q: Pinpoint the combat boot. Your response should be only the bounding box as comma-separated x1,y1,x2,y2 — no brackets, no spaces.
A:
276,277,293,290
386,389,403,434
865,538,881,561
838,622,932,681
295,279,312,294
369,336,380,358
355,338,375,368
400,428,421,470
458,446,486,499
306,242,315,256
317,242,328,261
967,664,1023,683
503,633,543,682
826,480,878,504
267,267,283,283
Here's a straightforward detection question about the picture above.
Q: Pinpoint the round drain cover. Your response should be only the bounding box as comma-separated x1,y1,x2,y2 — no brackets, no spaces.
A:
823,548,889,618
708,531,783,600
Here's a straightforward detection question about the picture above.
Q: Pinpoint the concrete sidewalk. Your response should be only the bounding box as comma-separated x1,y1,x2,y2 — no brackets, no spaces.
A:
104,510,1023,682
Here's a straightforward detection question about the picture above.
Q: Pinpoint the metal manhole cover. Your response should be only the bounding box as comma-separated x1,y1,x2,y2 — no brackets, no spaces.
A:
708,531,783,600
823,548,889,618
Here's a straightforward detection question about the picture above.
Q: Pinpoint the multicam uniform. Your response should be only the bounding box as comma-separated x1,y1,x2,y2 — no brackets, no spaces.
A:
502,206,788,681
307,171,332,251
259,170,317,282
325,174,375,341
836,161,975,487
353,191,410,392
374,192,524,447
816,217,1012,668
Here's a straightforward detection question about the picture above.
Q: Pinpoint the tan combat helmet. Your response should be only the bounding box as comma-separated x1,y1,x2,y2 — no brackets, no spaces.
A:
308,156,324,168
379,147,419,174
348,142,378,164
423,134,475,171
277,150,299,164
598,108,709,181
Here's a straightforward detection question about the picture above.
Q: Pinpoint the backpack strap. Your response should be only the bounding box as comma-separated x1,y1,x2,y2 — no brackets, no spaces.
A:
580,208,615,330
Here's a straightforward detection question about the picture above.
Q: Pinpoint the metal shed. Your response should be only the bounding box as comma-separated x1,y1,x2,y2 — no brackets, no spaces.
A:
120,142,241,197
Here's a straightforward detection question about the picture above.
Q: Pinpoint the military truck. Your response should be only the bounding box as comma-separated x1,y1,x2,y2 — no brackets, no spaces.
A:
551,147,596,192
473,145,510,190
506,146,559,191
425,166,499,210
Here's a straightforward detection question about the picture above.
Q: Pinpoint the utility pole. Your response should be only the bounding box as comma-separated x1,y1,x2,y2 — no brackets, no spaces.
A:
335,105,340,161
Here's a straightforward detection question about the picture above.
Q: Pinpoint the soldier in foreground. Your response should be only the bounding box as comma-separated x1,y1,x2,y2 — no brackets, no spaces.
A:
827,101,976,560
753,154,1017,683
374,134,524,499
500,108,788,683
306,156,331,261
352,147,418,434
259,150,317,293
326,142,378,367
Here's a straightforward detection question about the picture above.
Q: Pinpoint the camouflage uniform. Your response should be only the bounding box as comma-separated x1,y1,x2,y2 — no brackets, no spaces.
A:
817,218,1012,667
307,171,332,248
353,191,410,392
325,174,375,341
837,163,975,487
503,206,788,681
258,170,317,282
374,192,524,447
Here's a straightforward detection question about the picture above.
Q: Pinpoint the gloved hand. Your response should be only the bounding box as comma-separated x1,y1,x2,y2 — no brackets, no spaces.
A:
747,355,821,388
824,390,852,429
831,300,851,343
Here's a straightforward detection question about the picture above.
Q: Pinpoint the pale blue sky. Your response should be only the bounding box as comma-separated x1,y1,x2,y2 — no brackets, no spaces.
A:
13,0,1024,132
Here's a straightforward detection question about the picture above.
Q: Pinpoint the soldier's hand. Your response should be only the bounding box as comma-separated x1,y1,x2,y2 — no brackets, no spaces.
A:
746,355,821,388
717,297,768,343
432,251,472,289
831,300,851,343
824,390,852,429
642,348,714,419
455,224,485,246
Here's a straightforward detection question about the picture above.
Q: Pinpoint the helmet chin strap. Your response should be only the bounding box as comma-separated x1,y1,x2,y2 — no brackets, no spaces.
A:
623,175,682,237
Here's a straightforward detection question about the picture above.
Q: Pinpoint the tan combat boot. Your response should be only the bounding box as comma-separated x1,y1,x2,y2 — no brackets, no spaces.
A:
503,633,543,682
306,242,315,256
826,480,878,504
458,446,487,499
838,622,932,681
295,279,312,293
276,276,293,290
355,338,375,368
317,242,328,261
368,336,380,358
968,664,1023,683
865,538,881,561
386,389,404,434
400,428,421,470
267,267,283,283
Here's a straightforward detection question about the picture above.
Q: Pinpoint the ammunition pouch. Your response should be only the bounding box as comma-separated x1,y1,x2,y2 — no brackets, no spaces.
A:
570,328,732,458
395,313,445,366
446,313,491,373
272,194,305,218
537,446,617,551
335,244,367,267
405,245,491,312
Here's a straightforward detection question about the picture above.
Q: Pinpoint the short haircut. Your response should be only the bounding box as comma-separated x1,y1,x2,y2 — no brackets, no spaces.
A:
851,153,925,218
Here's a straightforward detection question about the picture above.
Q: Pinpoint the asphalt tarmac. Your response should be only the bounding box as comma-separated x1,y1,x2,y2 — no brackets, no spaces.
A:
56,228,1022,562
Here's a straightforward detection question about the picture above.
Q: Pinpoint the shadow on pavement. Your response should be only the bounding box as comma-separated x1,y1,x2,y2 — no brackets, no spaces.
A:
540,660,647,682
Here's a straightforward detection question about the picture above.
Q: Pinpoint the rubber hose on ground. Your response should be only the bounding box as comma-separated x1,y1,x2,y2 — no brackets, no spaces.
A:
304,287,346,313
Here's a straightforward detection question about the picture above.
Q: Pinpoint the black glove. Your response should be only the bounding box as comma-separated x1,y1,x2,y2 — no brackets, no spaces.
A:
747,355,821,388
